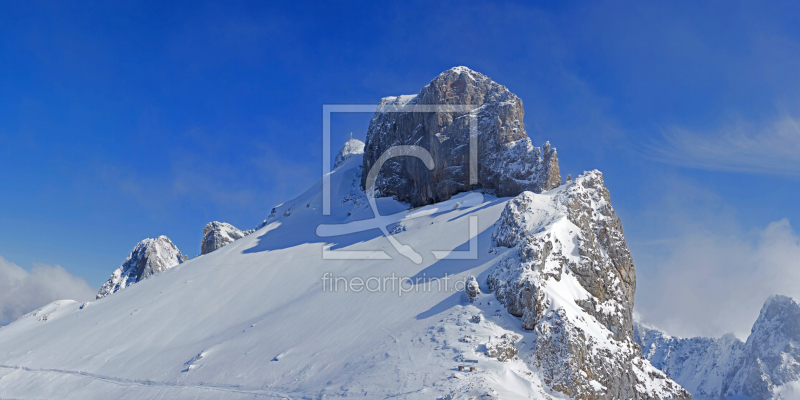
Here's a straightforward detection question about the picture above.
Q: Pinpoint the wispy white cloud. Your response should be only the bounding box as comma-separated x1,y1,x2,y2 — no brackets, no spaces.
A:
648,112,800,175
0,255,95,326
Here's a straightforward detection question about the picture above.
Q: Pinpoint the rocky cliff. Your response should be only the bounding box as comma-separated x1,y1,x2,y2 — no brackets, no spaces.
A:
200,221,253,255
489,171,689,400
97,236,184,298
361,66,560,207
637,295,800,399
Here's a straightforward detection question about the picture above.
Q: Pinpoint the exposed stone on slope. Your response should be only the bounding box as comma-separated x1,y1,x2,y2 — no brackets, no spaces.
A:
97,236,184,298
488,171,689,400
485,333,520,362
491,170,635,341
361,66,560,207
334,136,365,169
201,221,254,255
465,276,480,302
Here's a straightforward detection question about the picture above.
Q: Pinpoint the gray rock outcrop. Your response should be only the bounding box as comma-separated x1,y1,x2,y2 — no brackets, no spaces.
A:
201,221,253,255
361,66,560,207
488,171,689,400
465,275,480,302
97,236,184,298
485,333,520,362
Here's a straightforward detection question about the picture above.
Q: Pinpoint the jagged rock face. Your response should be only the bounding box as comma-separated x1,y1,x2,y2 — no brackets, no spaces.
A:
361,66,560,207
491,170,636,341
201,222,253,255
488,171,689,400
635,321,746,398
637,295,800,399
728,295,800,399
334,137,365,169
97,236,184,299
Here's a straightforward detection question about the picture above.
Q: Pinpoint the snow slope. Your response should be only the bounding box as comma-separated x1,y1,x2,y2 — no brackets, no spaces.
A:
0,156,569,400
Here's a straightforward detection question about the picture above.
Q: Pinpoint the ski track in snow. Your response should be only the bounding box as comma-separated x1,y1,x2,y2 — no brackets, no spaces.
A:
0,364,293,399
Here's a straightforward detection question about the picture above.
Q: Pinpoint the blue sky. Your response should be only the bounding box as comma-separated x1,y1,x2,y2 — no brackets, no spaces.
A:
1,1,799,337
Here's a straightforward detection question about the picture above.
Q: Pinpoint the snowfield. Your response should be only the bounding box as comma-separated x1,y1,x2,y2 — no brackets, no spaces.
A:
0,157,571,399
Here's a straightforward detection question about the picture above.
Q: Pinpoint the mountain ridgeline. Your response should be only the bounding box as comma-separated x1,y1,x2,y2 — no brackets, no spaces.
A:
12,66,797,399
636,295,800,399
360,67,687,399
97,222,253,299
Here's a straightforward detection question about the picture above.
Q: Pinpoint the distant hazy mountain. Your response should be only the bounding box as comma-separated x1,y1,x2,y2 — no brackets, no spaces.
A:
636,295,800,399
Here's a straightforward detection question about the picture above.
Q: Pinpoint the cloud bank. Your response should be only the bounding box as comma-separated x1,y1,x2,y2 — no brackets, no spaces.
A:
0,256,96,326
631,177,800,339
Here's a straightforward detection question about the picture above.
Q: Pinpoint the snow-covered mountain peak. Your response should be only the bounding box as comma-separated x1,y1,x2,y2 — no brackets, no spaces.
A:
200,221,253,255
637,294,800,399
727,294,800,398
753,294,799,335
0,70,704,400
333,136,364,169
96,235,184,299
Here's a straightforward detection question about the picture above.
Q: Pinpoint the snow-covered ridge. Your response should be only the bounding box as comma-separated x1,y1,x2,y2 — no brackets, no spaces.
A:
488,171,689,400
637,295,800,399
0,155,574,399
96,235,184,298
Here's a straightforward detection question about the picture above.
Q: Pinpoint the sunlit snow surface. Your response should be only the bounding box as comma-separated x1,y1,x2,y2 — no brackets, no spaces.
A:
0,157,568,399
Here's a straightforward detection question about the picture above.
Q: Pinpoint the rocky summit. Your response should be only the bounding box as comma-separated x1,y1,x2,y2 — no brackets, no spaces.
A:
334,136,365,169
361,66,560,207
489,171,689,400
200,221,254,255
96,236,184,298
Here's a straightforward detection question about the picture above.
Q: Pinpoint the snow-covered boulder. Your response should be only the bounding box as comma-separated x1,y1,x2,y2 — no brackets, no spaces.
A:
97,236,184,299
334,136,364,169
361,66,560,207
485,333,520,362
465,275,480,302
488,171,689,400
200,221,253,255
